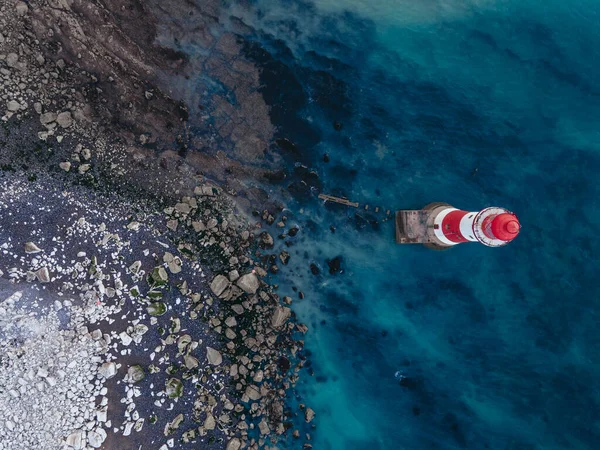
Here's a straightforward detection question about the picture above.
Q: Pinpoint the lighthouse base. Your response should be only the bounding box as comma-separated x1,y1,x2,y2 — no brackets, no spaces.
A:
395,203,453,250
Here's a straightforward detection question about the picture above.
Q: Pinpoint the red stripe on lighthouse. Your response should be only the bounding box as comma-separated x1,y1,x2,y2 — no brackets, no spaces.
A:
441,210,469,243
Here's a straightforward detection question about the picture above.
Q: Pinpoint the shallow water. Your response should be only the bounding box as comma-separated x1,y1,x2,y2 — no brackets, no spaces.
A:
197,0,600,448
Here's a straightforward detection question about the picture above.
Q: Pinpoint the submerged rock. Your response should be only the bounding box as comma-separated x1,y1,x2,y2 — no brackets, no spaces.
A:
327,256,343,274
260,232,274,248
310,263,320,275
279,250,290,265
305,407,315,423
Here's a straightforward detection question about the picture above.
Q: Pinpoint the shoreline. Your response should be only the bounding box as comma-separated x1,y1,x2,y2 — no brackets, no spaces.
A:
0,1,314,449
0,167,313,449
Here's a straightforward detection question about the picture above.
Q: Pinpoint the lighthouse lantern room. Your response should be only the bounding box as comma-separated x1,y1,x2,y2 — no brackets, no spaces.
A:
395,203,520,249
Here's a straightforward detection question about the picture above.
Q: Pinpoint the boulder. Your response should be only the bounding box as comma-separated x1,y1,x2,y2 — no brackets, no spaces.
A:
260,232,274,248
57,111,73,128
184,355,199,370
206,347,222,366
66,430,85,449
236,273,259,294
7,100,21,112
259,419,270,435
98,362,117,379
127,365,145,383
40,112,57,125
87,430,104,448
271,306,292,328
245,384,261,401
204,413,216,430
210,275,230,297
226,438,242,450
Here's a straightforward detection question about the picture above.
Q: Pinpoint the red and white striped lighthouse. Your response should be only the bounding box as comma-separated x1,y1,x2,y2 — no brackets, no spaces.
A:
426,205,520,248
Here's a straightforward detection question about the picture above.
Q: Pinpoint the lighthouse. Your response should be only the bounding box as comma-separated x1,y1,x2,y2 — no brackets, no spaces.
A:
395,202,520,249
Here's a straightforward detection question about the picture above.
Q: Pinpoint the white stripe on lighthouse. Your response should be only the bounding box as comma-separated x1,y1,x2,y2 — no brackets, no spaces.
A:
433,208,459,246
459,212,478,242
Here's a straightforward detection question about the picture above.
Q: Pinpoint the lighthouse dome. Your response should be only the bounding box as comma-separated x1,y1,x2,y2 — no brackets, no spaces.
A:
491,213,520,241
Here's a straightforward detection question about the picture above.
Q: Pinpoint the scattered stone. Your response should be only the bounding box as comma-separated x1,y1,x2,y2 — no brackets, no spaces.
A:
35,267,50,283
6,53,18,68
78,164,91,174
24,242,42,254
127,365,145,383
147,302,167,316
129,260,142,274
165,378,183,398
279,250,290,265
59,161,72,172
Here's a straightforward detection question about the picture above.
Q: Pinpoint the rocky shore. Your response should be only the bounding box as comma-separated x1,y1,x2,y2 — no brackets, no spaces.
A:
0,1,315,449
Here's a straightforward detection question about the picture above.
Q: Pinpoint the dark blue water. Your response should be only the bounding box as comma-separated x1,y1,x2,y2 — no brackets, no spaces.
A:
224,1,600,448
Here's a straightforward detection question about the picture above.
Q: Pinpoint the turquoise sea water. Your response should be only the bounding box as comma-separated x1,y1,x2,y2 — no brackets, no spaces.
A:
225,1,600,448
